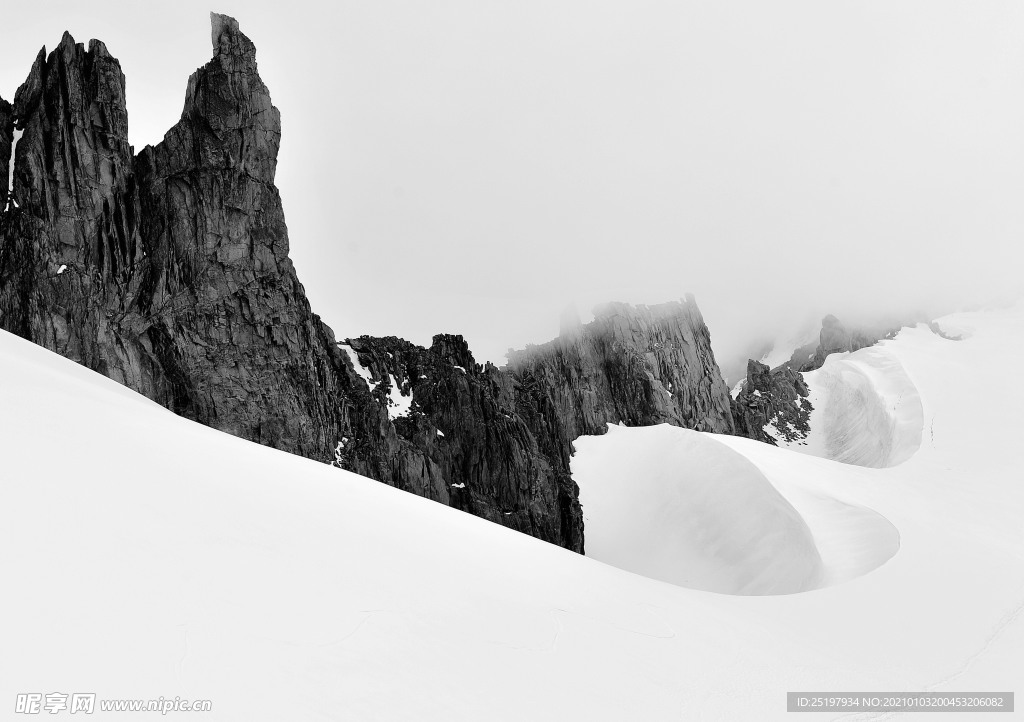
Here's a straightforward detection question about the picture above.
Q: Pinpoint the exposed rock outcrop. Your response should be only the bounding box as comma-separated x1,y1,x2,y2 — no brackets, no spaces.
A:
731,313,907,446
732,359,811,445
781,340,818,373
131,14,359,458
0,15,736,554
799,314,899,372
341,334,584,550
1,96,12,210
0,19,365,461
342,298,735,552
506,298,735,437
927,320,963,342
0,35,141,360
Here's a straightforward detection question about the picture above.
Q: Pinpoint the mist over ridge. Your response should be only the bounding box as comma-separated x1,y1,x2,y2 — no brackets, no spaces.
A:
2,0,1021,369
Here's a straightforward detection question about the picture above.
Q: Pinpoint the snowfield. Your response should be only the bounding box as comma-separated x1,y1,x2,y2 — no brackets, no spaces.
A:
792,348,924,468
573,424,899,595
2,303,1023,720
573,424,828,595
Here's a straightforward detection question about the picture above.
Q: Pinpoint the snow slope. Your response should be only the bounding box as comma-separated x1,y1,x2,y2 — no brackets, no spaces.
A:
791,347,925,468
573,331,927,595
573,424,828,595
574,424,898,594
2,303,1024,720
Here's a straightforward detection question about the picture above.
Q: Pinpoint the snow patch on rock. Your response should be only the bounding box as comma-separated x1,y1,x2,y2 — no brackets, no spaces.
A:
339,344,379,391
4,127,23,212
386,374,413,420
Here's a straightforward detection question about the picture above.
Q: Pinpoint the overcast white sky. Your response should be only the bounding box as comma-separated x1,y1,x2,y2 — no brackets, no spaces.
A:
3,1,1023,369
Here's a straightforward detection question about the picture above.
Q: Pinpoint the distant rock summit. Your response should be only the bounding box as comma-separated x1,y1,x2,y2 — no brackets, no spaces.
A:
0,14,736,552
730,314,905,446
798,314,899,372
507,299,735,436
340,299,735,549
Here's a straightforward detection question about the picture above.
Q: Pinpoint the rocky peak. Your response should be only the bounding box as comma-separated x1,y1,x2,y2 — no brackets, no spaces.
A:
10,32,134,256
732,359,812,446
799,314,900,372
732,312,908,446
211,12,256,59
429,333,477,370
817,314,856,359
508,297,735,436
342,297,735,553
0,28,141,359
1,15,338,455
141,16,280,190
0,15,746,556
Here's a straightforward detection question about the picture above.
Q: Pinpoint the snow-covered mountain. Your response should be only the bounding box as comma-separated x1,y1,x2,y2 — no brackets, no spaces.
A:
3,303,1022,720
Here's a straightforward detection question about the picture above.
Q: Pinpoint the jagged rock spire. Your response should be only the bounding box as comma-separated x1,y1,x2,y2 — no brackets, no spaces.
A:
0,29,141,352
0,15,743,554
210,13,254,56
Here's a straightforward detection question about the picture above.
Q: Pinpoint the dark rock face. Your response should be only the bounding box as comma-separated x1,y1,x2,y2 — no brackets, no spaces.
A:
0,16,571,547
731,360,811,445
130,15,357,458
781,340,818,374
799,314,898,372
1,96,12,211
0,36,143,363
0,15,736,554
341,299,735,552
0,19,364,464
506,298,735,438
731,313,906,446
341,334,584,551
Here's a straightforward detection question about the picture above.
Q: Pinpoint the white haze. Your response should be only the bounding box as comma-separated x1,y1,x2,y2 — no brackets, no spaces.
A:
3,1,1023,366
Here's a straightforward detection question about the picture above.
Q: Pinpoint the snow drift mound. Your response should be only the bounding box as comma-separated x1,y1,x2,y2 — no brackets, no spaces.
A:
798,346,924,467
572,424,825,595
3,303,1024,720
711,433,901,588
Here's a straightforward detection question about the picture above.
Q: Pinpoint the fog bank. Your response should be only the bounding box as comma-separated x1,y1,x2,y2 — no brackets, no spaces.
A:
3,0,1022,371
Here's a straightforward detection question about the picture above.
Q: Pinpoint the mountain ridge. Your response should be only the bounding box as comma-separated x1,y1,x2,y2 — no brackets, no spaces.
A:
0,14,736,552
